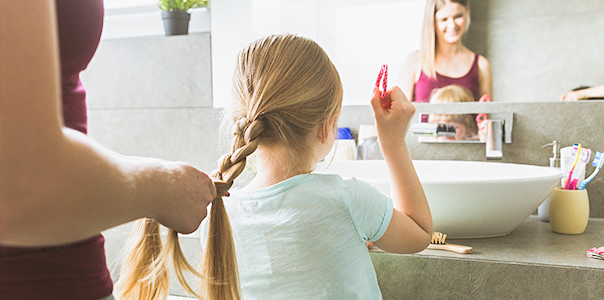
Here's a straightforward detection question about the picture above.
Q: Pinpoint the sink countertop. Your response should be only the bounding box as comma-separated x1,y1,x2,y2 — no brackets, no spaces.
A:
372,215,604,270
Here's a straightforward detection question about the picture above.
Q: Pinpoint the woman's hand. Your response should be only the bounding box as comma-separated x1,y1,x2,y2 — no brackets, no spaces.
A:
560,90,585,101
560,91,587,101
147,161,217,234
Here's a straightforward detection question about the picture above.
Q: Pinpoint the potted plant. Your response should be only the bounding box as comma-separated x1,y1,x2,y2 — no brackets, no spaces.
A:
158,0,210,36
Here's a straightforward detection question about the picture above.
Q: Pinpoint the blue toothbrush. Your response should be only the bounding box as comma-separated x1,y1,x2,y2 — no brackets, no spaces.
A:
578,151,604,190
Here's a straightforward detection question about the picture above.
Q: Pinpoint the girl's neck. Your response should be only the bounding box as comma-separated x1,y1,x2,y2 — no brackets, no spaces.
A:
244,146,316,190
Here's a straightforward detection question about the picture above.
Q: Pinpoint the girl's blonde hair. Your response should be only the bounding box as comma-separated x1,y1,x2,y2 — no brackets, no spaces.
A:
114,33,342,300
420,0,471,78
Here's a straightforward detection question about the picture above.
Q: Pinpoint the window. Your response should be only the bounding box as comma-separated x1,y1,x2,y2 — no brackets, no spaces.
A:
102,0,210,40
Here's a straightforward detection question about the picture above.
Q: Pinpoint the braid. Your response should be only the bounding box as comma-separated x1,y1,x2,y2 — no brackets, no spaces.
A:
200,116,265,299
213,117,264,184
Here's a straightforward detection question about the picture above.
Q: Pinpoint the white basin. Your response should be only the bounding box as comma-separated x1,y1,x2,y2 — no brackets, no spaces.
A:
315,160,562,238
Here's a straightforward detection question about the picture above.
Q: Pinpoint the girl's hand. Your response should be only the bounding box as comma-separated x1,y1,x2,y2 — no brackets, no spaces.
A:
370,86,415,149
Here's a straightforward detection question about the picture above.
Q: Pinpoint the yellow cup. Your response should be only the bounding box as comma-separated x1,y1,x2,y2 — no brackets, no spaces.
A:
549,187,589,234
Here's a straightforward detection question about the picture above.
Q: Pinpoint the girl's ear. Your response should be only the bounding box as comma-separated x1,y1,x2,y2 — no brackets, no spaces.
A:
318,113,339,144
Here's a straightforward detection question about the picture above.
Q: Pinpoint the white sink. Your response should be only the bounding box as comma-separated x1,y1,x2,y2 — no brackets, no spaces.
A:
315,160,562,238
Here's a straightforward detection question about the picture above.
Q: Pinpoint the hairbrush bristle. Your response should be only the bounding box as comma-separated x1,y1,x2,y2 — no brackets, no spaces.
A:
431,232,447,244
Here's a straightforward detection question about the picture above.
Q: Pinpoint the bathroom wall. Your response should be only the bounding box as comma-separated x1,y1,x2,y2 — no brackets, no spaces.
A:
464,0,604,102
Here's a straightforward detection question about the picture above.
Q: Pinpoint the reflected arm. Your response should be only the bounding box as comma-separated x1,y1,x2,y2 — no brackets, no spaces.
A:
398,51,421,101
477,55,493,100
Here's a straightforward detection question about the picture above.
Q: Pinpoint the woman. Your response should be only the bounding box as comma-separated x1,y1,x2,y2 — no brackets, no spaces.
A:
0,1,216,299
398,0,492,105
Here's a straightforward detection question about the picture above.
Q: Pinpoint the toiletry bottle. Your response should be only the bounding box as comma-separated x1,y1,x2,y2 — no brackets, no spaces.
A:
326,127,357,161
357,125,384,160
560,145,587,187
538,141,561,222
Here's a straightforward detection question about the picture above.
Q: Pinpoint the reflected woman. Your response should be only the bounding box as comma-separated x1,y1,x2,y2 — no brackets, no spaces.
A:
398,0,492,106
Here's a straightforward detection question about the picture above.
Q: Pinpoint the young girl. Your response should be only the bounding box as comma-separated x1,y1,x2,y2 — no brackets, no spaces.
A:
428,85,479,141
203,33,433,299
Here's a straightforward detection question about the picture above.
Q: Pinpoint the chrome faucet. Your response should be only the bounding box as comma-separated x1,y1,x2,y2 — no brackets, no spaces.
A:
486,119,504,159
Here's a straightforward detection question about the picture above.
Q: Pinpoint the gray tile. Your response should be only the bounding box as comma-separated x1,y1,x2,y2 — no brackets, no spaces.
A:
88,107,221,172
81,34,213,109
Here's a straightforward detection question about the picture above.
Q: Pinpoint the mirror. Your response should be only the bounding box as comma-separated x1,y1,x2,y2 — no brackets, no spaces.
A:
411,113,513,144
211,0,604,106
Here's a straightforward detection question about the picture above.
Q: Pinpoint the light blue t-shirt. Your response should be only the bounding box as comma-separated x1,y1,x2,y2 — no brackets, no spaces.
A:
202,174,393,300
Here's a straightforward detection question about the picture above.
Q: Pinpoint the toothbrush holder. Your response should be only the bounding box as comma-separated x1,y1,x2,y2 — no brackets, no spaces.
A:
549,187,590,234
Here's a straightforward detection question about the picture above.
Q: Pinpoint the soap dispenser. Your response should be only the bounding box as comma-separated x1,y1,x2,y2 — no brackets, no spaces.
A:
538,141,561,222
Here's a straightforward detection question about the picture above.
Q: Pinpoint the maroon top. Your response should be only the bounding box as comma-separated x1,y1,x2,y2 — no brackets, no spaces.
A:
0,1,113,299
413,53,481,103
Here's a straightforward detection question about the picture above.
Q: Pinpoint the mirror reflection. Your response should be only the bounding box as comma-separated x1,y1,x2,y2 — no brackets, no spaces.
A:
211,0,604,105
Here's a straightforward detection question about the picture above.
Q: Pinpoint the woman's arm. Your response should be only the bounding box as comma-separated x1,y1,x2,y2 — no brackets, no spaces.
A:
560,85,604,101
398,52,421,101
477,55,493,100
369,87,433,254
0,0,216,247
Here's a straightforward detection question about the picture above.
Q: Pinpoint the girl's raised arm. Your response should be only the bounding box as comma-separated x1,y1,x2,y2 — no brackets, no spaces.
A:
369,86,433,254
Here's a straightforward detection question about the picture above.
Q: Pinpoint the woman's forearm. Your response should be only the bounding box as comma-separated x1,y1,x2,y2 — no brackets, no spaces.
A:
1,129,149,246
584,85,604,99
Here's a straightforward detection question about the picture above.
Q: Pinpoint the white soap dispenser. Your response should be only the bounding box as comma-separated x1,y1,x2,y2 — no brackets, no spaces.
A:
538,141,561,222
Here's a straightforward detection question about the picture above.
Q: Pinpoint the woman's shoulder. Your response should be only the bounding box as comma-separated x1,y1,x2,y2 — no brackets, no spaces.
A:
400,51,422,84
402,51,421,67
476,53,491,70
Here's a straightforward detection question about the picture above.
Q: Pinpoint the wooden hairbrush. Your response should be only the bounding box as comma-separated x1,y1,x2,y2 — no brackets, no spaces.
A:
428,231,473,254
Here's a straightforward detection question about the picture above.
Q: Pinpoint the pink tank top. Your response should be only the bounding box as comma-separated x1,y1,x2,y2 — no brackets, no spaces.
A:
0,1,112,299
414,53,481,103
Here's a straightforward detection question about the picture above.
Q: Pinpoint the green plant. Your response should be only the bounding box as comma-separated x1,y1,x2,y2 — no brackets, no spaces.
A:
158,0,210,12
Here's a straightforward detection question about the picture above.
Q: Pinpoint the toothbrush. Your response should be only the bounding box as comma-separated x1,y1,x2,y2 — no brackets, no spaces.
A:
570,179,579,190
578,151,604,190
564,144,582,190
570,148,592,189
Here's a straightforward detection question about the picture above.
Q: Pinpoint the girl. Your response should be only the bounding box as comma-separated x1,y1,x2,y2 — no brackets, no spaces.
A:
203,34,433,299
399,0,492,105
428,85,479,141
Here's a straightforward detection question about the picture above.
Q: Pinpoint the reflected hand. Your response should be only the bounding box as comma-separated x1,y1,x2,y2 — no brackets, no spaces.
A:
560,91,584,101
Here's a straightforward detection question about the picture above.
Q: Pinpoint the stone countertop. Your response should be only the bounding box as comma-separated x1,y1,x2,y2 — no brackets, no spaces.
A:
372,215,604,269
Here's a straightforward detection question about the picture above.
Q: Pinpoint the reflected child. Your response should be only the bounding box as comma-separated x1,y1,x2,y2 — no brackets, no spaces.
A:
428,85,479,141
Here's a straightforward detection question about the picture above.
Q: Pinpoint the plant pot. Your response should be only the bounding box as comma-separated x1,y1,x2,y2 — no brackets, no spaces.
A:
161,11,191,36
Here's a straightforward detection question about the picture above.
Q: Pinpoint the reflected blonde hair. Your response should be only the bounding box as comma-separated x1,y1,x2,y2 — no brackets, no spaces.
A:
114,33,342,300
429,84,474,104
420,0,471,78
